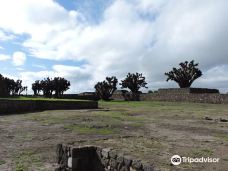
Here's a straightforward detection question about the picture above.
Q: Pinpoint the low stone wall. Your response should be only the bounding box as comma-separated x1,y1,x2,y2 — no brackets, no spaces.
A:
157,88,219,94
62,94,99,101
111,88,228,104
141,93,228,104
56,144,154,171
0,99,98,114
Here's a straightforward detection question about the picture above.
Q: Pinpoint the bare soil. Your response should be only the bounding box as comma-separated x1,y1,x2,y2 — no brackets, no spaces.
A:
0,101,227,171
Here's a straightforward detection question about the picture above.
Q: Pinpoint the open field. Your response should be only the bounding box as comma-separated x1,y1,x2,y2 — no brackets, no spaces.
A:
0,101,227,171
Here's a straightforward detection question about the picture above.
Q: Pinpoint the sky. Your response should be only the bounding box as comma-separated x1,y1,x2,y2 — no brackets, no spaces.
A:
0,0,228,94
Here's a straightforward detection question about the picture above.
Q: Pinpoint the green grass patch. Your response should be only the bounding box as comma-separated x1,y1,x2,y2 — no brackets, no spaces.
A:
0,96,90,101
0,160,6,165
99,100,228,119
223,158,228,162
13,150,42,171
214,133,228,142
28,114,64,125
64,124,114,135
190,148,214,157
91,110,146,122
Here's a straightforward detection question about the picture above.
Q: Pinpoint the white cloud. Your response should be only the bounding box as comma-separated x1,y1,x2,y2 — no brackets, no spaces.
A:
197,65,228,90
12,51,26,66
0,54,10,61
0,29,15,41
0,0,228,92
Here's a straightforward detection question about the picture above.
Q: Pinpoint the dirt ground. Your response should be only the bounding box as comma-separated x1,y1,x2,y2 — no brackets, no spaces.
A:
0,101,227,171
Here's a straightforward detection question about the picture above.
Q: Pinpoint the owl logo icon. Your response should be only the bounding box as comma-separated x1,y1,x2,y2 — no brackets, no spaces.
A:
171,155,182,165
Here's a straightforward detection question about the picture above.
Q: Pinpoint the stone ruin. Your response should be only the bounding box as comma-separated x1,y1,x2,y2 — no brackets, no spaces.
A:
139,88,228,104
56,144,154,171
111,88,228,104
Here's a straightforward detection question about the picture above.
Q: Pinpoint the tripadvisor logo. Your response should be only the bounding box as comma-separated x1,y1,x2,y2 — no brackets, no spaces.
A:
171,155,220,165
171,155,182,165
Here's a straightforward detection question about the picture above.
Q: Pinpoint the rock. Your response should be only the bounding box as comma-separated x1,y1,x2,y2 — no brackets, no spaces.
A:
102,148,111,158
56,144,63,164
130,167,137,171
117,156,124,170
109,158,118,169
67,157,72,168
101,158,110,167
143,164,154,171
220,118,228,122
204,116,213,121
117,156,124,163
96,147,102,160
132,160,142,170
109,150,117,159
124,157,132,167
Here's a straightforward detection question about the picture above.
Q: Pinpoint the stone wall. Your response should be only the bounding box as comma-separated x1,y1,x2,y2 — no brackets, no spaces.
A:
157,88,219,94
0,99,98,114
56,144,154,171
111,90,141,101
111,88,228,104
140,93,228,104
62,94,99,101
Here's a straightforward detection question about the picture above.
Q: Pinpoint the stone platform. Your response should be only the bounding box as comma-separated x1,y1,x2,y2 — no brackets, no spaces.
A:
0,99,98,114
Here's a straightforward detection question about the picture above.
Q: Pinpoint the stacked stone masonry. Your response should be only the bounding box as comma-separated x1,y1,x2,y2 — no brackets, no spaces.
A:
111,88,228,104
141,89,228,104
157,88,219,94
0,99,98,114
56,144,154,171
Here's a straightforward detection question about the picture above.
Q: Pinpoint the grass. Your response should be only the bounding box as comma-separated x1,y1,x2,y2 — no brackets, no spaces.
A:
0,100,227,170
100,100,228,117
214,133,228,142
13,150,42,171
0,160,6,165
190,148,214,157
91,110,146,122
64,124,114,135
223,158,228,161
0,96,90,101
26,106,146,128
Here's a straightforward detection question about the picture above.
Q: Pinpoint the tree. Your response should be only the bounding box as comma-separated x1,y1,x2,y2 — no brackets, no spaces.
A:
40,77,55,97
32,80,42,96
12,80,27,95
0,74,26,96
0,74,9,96
120,73,148,100
148,90,153,93
32,77,70,97
53,77,71,98
165,60,202,88
95,76,118,100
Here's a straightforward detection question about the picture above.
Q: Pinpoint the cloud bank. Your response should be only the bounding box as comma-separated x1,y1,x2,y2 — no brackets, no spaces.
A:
0,0,228,93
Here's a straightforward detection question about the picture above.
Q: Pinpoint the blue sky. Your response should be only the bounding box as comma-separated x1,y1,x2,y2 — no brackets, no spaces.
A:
0,0,228,93
56,0,114,23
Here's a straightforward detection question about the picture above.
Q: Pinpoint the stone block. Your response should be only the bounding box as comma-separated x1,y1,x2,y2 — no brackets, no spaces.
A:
132,160,142,170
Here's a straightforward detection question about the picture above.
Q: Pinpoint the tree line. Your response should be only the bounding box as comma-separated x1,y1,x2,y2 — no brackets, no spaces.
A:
0,74,27,97
95,60,202,100
0,60,202,99
94,73,148,101
32,77,70,98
